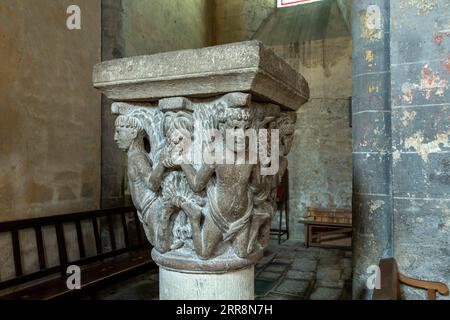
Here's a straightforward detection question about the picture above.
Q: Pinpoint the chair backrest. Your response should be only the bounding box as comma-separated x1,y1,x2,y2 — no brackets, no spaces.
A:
373,258,449,300
372,258,401,300
0,206,149,291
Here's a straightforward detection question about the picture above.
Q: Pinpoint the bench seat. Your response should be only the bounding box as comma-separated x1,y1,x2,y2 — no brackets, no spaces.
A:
299,207,352,249
0,206,156,300
1,250,155,300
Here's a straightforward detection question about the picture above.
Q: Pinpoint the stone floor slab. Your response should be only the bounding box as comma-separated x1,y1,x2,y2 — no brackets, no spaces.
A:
257,293,302,300
316,279,345,289
274,279,310,296
291,258,317,272
310,287,343,300
286,270,315,281
316,266,342,281
264,264,289,273
258,271,283,280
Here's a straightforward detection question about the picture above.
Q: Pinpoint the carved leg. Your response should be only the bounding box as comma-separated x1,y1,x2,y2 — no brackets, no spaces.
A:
198,217,223,259
233,224,251,258
246,211,271,254
179,200,223,259
257,218,272,249
155,204,177,253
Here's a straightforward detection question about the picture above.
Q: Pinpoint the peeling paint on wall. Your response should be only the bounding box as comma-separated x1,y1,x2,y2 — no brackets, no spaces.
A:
393,148,402,162
421,64,448,98
365,50,374,69
404,130,450,162
432,30,450,45
360,5,383,42
401,65,449,103
369,200,385,212
368,84,379,93
401,110,417,126
401,82,415,104
400,0,437,14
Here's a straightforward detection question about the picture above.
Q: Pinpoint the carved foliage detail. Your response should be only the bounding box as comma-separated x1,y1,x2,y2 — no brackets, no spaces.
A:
112,93,297,263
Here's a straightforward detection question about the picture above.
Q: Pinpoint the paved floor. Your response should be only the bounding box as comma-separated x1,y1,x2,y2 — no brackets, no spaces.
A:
255,240,352,300
97,240,352,300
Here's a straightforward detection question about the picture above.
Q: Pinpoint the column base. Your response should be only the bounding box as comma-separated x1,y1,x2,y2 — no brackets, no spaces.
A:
159,266,254,300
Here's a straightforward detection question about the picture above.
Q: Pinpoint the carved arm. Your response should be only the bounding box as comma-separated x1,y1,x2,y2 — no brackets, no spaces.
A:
147,161,166,191
180,163,215,193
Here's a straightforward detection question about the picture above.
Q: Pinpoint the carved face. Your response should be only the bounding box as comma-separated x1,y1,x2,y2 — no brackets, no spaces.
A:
222,107,251,153
114,126,137,151
278,113,297,155
224,119,250,153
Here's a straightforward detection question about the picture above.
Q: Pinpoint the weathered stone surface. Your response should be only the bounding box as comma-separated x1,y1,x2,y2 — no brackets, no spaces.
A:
102,92,300,273
316,279,345,289
286,270,315,281
291,258,317,272
264,264,288,273
94,41,308,300
318,254,342,265
258,271,282,280
310,287,342,300
257,293,300,300
93,40,309,111
102,280,159,300
341,258,353,280
275,279,310,296
160,266,254,300
316,266,342,281
352,0,450,299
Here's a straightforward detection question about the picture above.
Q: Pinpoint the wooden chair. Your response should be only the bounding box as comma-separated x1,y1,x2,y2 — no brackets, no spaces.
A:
373,258,449,300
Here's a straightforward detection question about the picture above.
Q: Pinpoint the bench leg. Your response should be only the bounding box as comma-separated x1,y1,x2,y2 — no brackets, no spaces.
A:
305,225,310,248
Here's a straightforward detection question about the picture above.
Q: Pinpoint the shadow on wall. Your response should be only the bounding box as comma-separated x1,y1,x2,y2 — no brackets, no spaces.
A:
253,0,350,45
251,0,353,241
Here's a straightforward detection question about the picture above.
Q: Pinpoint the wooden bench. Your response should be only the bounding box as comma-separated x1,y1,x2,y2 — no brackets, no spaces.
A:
298,207,352,249
373,258,449,300
0,206,156,300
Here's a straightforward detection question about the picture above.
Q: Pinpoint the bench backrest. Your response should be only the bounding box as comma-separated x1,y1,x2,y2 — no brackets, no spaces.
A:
307,207,352,224
0,206,149,291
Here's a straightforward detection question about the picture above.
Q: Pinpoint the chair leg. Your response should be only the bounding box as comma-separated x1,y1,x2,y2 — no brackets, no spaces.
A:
305,225,310,248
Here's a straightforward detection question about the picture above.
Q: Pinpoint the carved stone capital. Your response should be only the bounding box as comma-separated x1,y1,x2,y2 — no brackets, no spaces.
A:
93,41,309,274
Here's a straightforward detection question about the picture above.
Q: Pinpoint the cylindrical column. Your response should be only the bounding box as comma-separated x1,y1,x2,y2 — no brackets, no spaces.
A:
159,267,254,300
351,0,392,299
390,0,450,300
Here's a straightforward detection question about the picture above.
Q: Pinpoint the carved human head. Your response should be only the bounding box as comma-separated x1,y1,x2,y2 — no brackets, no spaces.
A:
276,112,297,155
114,114,145,152
217,105,251,153
164,111,194,148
